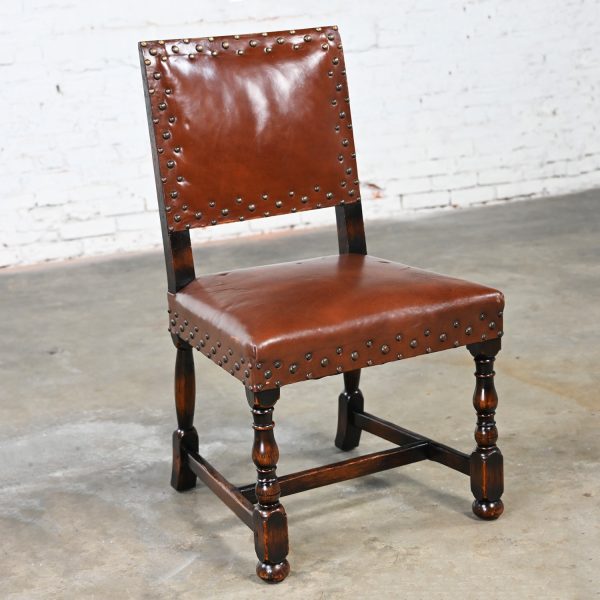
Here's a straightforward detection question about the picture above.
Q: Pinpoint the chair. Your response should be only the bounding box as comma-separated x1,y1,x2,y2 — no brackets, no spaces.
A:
138,25,505,583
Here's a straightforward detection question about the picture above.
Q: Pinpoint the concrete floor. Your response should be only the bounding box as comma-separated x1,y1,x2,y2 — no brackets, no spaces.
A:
1,192,599,599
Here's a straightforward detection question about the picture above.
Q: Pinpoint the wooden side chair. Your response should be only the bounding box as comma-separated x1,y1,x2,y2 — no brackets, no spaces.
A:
138,25,505,583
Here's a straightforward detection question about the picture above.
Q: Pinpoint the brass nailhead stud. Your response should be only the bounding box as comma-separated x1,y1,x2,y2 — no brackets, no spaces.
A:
439,333,447,342
195,212,202,219
222,41,229,49
289,363,298,374
149,48,157,55
424,329,431,336
275,200,283,208
351,351,359,361
305,352,312,360
395,334,402,341
367,360,373,366
410,339,417,348
426,347,432,353
221,208,229,216
453,320,460,328
489,321,496,330
153,72,161,79
381,345,390,354
264,370,272,379
277,37,285,44
480,312,487,320
336,347,343,354
366,340,373,347
248,204,256,211
465,326,473,335
322,43,329,50
321,358,329,367
304,34,312,42
196,44,203,52
274,360,281,368
172,45,179,53
249,40,258,47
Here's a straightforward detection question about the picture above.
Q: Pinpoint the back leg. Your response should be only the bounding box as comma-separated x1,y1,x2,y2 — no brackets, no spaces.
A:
335,369,364,451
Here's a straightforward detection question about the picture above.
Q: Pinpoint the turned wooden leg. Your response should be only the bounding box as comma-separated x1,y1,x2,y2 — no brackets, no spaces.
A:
335,370,364,451
468,339,504,520
246,388,290,583
171,335,199,492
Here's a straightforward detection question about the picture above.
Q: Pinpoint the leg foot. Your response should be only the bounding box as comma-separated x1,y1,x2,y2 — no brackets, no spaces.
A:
171,427,198,491
256,559,291,583
335,370,364,451
468,339,504,520
472,499,504,520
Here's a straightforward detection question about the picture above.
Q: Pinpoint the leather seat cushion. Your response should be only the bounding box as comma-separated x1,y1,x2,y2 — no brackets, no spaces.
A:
168,254,504,391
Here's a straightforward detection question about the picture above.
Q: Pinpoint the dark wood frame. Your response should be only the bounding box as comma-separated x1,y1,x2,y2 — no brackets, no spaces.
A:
165,202,504,583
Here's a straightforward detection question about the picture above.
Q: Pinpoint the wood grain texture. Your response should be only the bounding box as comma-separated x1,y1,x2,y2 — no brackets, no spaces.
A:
468,339,504,519
170,337,198,491
246,388,290,583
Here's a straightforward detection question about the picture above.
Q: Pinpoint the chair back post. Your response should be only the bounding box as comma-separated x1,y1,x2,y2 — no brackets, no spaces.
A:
139,48,195,293
336,203,367,255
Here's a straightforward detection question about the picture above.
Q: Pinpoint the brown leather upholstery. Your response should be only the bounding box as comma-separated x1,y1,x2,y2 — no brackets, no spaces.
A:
140,25,505,392
139,26,359,232
168,255,504,391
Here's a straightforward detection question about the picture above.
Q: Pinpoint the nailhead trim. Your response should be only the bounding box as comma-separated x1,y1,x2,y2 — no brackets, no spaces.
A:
141,25,359,232
167,304,503,391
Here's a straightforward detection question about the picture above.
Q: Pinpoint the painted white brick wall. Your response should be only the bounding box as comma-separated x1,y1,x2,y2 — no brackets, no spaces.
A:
1,0,599,267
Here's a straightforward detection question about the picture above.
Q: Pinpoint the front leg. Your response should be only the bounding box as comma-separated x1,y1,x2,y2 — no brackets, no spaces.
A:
246,388,290,583
171,335,199,491
468,339,504,520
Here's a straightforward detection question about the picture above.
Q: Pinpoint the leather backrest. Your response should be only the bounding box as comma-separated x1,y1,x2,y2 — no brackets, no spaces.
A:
139,26,360,232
